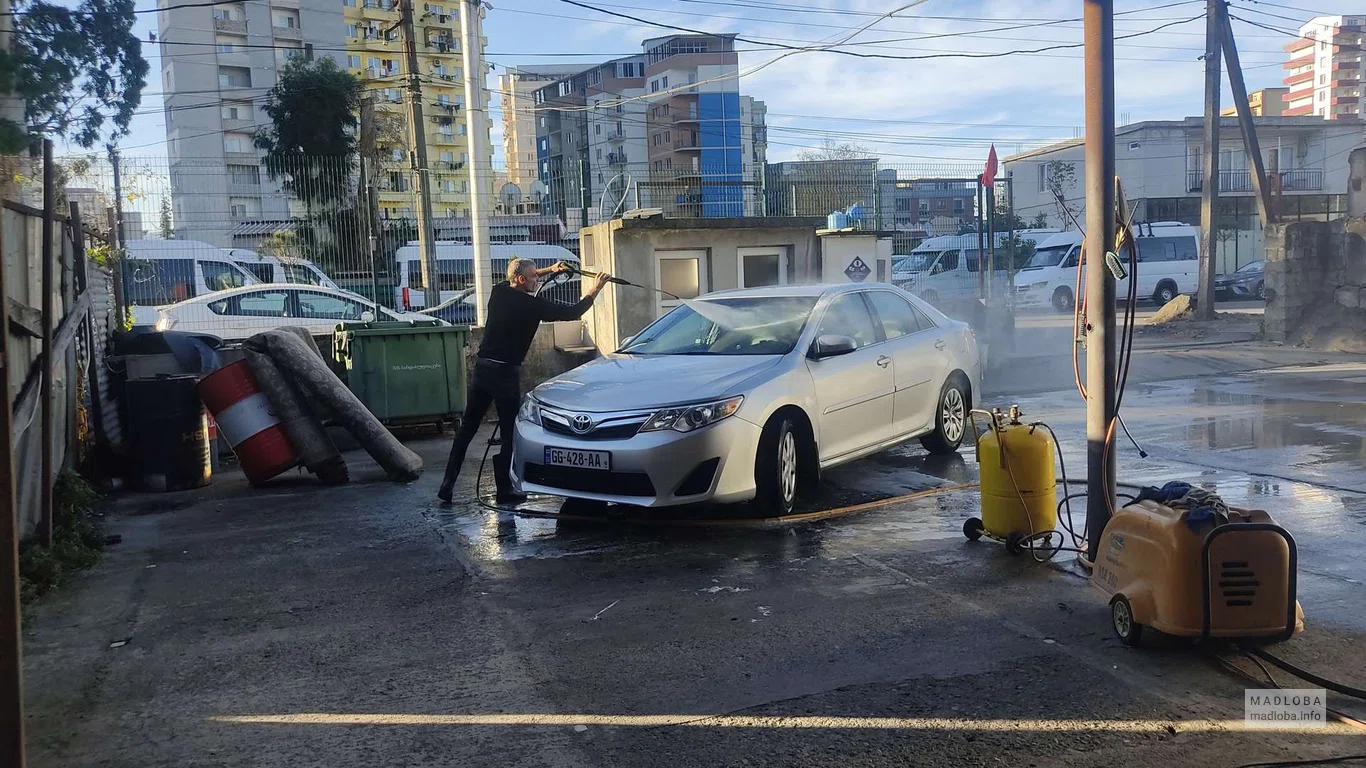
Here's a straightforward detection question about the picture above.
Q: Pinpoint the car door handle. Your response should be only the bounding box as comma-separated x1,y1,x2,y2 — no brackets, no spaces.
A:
934,339,946,350
876,355,891,368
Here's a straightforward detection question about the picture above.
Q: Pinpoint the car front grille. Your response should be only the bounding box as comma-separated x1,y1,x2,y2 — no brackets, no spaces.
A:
524,463,656,497
542,419,644,441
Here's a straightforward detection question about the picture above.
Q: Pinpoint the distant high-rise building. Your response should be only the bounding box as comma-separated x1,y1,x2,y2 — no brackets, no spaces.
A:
1222,87,1289,117
498,65,585,203
532,33,767,225
1281,15,1365,119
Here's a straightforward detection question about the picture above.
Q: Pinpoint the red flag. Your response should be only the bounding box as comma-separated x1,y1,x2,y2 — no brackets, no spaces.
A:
981,144,998,189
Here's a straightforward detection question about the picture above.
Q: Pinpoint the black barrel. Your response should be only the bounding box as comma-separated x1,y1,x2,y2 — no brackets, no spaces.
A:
126,374,212,492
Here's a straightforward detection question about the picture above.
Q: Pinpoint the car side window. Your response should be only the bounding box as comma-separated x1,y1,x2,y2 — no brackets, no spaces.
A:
936,250,960,273
866,291,921,340
235,290,290,317
815,293,878,349
240,263,273,282
1061,247,1080,269
202,260,250,291
297,292,365,321
908,302,936,331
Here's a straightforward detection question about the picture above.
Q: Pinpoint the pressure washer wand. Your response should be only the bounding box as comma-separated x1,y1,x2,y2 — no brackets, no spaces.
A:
566,264,682,301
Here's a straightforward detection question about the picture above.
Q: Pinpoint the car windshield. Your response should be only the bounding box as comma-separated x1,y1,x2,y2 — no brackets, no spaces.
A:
1238,260,1264,273
619,296,818,356
1025,245,1071,269
895,253,937,273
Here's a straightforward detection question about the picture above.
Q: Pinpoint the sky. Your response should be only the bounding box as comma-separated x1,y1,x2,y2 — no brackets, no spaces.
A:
63,0,1366,172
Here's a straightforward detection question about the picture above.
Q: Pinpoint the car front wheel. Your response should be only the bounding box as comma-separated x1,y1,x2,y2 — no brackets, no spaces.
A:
753,416,799,516
920,378,968,455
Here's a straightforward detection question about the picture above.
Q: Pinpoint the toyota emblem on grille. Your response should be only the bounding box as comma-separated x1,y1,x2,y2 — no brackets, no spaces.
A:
570,414,594,433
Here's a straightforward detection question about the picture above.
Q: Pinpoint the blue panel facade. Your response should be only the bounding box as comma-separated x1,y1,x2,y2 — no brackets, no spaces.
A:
697,92,743,217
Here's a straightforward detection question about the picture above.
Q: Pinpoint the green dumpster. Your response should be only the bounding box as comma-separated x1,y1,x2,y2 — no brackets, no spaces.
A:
333,320,470,428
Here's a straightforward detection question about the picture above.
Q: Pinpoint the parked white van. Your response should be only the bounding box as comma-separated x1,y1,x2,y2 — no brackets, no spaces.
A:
393,242,581,310
226,249,340,290
121,240,262,326
1015,222,1200,312
893,229,1059,305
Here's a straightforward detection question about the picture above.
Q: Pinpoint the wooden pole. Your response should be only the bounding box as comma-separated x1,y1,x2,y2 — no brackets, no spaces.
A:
1218,3,1275,228
39,139,54,547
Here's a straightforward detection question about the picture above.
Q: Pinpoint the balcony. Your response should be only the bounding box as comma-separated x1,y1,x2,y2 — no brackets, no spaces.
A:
673,137,701,151
433,101,460,114
225,151,259,163
605,130,626,143
273,25,301,39
431,132,460,145
228,181,262,195
671,111,700,124
426,38,456,52
1283,70,1313,87
214,17,246,33
221,117,254,131
606,152,628,166
1186,168,1323,193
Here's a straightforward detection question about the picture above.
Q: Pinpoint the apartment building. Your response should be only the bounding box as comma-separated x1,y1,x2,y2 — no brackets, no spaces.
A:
1222,87,1289,117
498,64,584,200
158,0,346,247
1002,116,1365,271
533,33,767,225
343,0,491,219
1281,15,1366,119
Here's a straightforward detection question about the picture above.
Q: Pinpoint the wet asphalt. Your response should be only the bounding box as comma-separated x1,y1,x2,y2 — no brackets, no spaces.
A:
21,330,1366,768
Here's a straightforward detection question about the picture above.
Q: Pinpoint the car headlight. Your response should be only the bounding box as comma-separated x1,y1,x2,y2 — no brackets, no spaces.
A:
1030,281,1048,290
640,395,744,433
155,315,176,331
517,396,542,426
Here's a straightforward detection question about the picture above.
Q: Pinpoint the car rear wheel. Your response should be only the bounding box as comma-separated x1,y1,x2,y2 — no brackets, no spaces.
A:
1153,280,1178,305
920,378,968,455
1255,281,1266,301
754,416,799,516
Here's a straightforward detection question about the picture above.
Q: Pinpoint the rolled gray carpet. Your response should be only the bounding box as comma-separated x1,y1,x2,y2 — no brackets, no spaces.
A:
244,329,349,485
247,329,423,482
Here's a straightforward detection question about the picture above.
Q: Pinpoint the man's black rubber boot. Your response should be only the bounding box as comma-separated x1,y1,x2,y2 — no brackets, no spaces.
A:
437,479,455,503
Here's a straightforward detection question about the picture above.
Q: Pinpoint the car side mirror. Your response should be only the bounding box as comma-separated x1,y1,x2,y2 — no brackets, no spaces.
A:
621,334,635,347
360,310,376,323
809,334,857,360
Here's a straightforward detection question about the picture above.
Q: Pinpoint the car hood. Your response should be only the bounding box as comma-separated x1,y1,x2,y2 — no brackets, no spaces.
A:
533,354,785,412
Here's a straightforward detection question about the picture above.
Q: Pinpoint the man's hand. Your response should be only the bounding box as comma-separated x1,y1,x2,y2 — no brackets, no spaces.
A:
588,272,612,297
553,260,574,274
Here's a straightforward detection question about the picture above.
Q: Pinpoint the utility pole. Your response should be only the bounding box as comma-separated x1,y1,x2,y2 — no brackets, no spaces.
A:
458,0,493,325
579,156,590,230
400,0,441,309
1197,0,1223,321
1083,0,1117,561
108,147,129,321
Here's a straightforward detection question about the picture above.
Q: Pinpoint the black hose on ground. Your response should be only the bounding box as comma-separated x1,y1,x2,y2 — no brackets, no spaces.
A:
1242,646,1366,701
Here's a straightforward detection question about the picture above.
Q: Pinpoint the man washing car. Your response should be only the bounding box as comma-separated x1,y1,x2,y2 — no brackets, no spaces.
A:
438,258,612,503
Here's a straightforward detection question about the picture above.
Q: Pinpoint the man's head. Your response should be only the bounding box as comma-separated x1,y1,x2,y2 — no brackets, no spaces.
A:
507,257,538,293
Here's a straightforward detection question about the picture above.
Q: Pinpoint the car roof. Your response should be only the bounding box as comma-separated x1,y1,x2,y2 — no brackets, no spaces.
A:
184,282,368,303
701,283,901,300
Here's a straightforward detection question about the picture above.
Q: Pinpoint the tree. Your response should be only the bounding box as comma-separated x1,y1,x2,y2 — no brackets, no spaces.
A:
797,138,874,162
1044,161,1078,228
260,230,302,261
1029,212,1050,229
1,0,147,150
254,57,363,208
158,197,172,239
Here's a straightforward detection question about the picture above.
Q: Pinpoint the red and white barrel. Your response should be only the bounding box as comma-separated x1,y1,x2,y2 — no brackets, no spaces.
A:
198,360,297,485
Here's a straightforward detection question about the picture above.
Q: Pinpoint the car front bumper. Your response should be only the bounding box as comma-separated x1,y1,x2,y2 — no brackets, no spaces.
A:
1014,285,1050,308
511,414,765,508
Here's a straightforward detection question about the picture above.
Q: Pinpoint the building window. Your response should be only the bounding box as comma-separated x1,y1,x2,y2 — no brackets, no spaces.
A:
661,76,668,89
221,102,251,120
595,124,601,135
217,66,251,87
347,24,358,38
348,55,361,68
228,164,260,184
919,201,929,214
953,199,964,215
1321,74,1327,84
1037,163,1046,192
213,7,234,20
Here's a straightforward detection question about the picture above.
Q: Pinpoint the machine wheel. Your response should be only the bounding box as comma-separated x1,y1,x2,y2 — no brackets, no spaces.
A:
1005,531,1024,555
1153,280,1178,305
1255,281,1266,301
1052,286,1075,313
1111,595,1144,647
963,517,984,541
920,378,968,455
919,290,940,305
754,416,800,517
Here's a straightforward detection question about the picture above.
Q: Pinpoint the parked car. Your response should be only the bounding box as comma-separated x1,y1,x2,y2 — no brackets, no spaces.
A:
1214,260,1265,300
511,283,981,515
1014,222,1202,312
153,284,435,339
394,242,581,310
894,229,1058,305
122,240,262,326
227,249,341,290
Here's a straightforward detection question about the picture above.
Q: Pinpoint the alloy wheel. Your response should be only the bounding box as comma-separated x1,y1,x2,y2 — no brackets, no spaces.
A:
942,387,965,443
1112,599,1133,638
779,430,797,504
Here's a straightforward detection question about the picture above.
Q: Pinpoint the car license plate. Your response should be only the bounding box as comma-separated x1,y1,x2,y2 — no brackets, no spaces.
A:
543,447,611,471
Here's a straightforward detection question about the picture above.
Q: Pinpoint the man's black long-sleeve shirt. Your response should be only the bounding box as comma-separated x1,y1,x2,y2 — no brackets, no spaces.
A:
476,281,596,365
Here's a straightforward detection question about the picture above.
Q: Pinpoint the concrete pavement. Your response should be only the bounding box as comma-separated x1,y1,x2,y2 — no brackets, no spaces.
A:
19,338,1366,767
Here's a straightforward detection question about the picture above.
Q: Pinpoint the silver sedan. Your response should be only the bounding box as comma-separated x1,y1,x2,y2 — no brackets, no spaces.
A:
511,283,981,515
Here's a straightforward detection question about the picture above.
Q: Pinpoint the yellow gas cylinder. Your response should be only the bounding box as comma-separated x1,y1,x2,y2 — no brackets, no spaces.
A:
976,407,1057,539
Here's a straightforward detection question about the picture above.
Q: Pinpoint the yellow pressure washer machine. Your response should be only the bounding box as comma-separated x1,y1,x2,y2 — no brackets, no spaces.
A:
1092,500,1304,646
